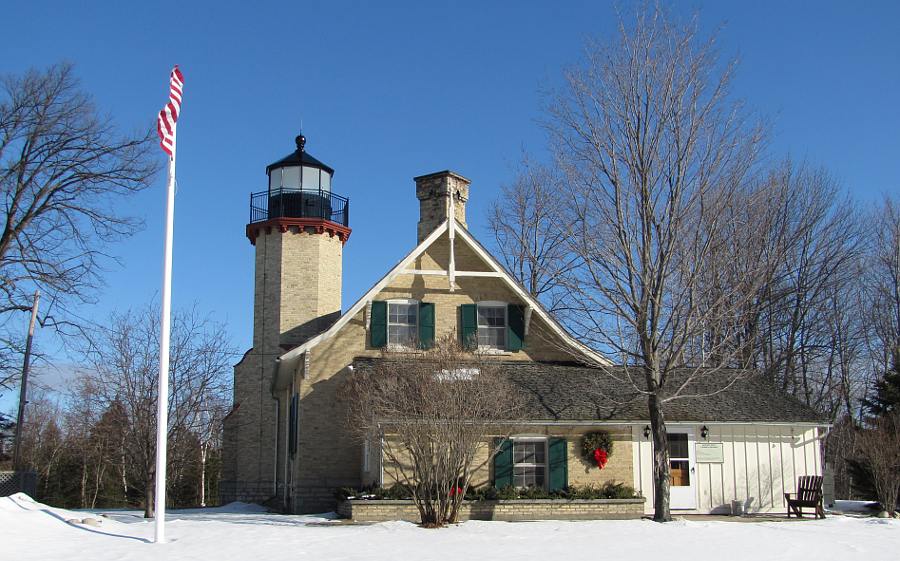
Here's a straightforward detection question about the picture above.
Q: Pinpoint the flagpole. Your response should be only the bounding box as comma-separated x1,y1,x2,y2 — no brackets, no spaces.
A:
154,136,176,544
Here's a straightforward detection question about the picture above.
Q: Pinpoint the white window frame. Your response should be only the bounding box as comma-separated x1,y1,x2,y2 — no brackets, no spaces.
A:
476,301,507,351
387,299,419,349
511,436,548,489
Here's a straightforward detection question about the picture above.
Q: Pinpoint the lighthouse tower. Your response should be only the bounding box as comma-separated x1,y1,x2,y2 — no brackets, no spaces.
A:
222,134,351,503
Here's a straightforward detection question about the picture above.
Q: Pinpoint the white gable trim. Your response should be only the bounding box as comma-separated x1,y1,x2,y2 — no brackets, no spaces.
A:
275,219,609,379
276,222,450,378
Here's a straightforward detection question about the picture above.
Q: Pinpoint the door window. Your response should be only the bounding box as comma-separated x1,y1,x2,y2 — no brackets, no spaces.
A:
668,433,690,487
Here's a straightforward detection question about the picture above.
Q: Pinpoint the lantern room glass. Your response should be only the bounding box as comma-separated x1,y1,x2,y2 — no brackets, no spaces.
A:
268,165,332,193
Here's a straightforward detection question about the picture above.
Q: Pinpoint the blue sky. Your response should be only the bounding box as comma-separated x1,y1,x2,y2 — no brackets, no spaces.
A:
2,1,898,404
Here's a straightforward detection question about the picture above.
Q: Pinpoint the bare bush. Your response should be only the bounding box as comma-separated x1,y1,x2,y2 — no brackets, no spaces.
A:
854,413,900,516
343,336,523,527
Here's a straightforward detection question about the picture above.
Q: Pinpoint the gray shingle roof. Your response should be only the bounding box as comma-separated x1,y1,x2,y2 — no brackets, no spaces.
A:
351,358,827,424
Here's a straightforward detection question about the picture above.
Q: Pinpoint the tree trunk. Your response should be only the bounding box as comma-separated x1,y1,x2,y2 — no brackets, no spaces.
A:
80,460,88,509
648,393,672,522
200,442,207,508
144,475,154,519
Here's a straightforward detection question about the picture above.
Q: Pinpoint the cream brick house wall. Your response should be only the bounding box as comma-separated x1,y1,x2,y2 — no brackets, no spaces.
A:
376,428,633,491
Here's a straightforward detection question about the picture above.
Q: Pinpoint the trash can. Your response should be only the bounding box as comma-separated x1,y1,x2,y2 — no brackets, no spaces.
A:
731,500,743,516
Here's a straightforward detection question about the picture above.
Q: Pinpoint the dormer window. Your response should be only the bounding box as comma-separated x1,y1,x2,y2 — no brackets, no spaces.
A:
477,303,507,350
387,300,418,348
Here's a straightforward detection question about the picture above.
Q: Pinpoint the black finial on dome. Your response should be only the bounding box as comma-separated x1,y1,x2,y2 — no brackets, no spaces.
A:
267,133,334,175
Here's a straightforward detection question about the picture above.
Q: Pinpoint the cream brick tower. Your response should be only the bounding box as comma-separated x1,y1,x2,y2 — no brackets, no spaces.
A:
221,134,350,504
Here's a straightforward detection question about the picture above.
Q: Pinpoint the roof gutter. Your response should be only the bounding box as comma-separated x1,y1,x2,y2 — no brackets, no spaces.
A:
493,420,832,427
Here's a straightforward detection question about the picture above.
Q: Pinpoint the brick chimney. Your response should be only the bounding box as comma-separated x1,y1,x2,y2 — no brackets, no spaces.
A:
414,170,470,243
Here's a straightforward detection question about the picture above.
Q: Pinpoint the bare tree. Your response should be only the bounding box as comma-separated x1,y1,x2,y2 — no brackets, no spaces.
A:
343,336,523,527
0,62,157,365
546,7,770,521
864,196,900,377
81,304,233,517
701,162,865,409
756,165,863,401
489,156,576,311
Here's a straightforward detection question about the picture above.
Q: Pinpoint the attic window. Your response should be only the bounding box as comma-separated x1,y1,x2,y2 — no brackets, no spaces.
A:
477,303,506,350
388,300,418,348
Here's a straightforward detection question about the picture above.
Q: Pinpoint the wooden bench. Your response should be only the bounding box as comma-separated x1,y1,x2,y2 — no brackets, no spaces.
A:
784,475,825,519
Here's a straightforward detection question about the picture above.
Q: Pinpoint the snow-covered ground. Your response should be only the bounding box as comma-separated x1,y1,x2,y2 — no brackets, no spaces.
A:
3,493,897,561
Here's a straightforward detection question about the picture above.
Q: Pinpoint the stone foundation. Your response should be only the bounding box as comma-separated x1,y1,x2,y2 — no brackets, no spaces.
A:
337,498,645,522
219,480,276,505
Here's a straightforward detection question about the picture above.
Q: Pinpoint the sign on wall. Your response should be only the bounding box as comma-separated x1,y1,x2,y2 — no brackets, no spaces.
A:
696,442,724,463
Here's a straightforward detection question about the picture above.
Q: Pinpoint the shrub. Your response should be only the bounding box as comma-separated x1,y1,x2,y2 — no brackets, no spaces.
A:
334,484,410,501
338,482,640,502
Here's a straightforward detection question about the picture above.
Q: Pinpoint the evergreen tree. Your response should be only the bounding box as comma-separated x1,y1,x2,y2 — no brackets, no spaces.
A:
861,361,900,419
850,360,900,502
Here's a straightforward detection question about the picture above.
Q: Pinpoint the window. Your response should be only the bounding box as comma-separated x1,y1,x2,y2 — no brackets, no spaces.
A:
513,438,546,488
477,303,506,350
388,300,418,348
668,433,690,487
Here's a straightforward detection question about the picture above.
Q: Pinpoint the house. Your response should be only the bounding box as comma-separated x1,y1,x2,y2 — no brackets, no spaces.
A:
220,135,828,515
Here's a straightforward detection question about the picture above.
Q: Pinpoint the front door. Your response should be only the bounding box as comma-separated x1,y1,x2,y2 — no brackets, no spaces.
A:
668,429,697,509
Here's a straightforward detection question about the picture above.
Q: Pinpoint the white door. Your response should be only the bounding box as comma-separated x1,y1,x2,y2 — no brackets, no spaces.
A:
667,430,697,509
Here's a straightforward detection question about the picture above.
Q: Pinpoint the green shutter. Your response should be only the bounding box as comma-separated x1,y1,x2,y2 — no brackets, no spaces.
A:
370,301,387,348
493,438,513,488
418,302,435,349
460,304,477,350
507,304,525,351
548,437,568,491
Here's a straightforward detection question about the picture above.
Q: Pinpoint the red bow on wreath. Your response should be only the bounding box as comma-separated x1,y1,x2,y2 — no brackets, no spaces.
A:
593,448,608,469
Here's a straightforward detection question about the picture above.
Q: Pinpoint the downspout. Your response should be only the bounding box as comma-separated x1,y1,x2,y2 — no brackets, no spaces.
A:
272,356,283,499
284,370,294,507
273,400,278,497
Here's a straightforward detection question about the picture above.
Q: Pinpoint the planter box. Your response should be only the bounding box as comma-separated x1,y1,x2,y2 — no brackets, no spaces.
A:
338,497,646,522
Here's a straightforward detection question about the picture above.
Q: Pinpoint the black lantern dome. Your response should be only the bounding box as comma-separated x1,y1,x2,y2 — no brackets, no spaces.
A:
266,134,335,192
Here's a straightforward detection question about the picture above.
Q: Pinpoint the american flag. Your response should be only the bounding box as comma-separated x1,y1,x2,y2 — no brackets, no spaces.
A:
157,66,184,156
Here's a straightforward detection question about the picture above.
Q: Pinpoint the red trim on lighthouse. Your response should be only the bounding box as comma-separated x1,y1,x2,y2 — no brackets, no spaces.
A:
246,217,352,245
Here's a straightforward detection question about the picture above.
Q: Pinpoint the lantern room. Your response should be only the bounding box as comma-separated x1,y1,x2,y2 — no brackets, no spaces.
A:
248,134,350,231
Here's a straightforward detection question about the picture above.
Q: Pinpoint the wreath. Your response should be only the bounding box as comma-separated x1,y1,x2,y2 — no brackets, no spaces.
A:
581,431,614,469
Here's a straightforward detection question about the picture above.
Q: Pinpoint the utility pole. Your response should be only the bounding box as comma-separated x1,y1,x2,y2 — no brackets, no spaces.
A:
12,290,40,471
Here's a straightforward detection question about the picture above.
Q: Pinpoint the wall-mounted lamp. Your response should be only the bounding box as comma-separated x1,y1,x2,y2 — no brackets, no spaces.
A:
643,425,651,439
700,425,709,440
